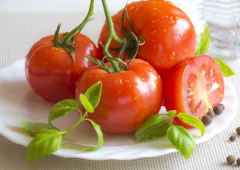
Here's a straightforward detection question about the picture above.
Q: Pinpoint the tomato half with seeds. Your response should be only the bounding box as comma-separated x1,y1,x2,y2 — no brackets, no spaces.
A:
25,33,100,102
75,59,163,134
98,0,196,80
163,55,224,126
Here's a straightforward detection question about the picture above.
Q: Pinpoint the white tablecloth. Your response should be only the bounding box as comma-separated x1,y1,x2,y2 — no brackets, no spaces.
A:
0,0,240,169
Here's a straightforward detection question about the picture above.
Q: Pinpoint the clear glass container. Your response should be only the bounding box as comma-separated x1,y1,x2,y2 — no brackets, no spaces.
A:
172,0,240,59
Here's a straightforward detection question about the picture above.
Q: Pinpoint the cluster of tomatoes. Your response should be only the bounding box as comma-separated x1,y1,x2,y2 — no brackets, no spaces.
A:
25,0,224,134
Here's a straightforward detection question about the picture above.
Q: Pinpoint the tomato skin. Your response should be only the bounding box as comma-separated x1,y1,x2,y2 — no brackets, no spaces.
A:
98,0,196,80
75,59,163,134
163,55,224,126
25,33,100,102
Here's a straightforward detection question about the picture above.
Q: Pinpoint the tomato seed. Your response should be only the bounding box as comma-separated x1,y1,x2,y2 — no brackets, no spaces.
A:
167,20,175,24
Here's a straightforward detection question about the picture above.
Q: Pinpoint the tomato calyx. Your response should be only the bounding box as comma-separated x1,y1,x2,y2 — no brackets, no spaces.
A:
109,7,145,59
52,0,94,64
86,0,141,73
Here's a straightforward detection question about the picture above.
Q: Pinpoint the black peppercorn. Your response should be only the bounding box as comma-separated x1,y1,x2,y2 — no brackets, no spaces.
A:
202,115,212,125
236,127,240,135
237,158,240,166
227,155,235,164
207,110,215,118
229,135,236,141
213,104,224,115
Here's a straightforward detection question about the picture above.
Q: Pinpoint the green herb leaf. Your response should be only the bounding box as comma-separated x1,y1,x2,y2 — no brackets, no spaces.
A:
175,113,205,137
167,126,196,159
136,114,167,134
25,129,66,163
213,57,235,77
19,115,58,137
84,81,102,109
135,120,170,142
80,94,94,113
85,119,104,151
167,110,177,117
48,99,79,122
195,24,210,56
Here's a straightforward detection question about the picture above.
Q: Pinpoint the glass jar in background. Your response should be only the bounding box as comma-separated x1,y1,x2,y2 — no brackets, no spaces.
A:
172,0,240,59
203,0,240,58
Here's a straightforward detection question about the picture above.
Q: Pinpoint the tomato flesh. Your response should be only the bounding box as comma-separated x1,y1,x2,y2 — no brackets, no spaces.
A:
163,55,224,125
75,59,163,134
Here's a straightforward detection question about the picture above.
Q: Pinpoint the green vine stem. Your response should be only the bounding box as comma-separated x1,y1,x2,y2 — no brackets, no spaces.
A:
86,0,142,73
62,0,94,43
100,0,125,72
53,0,95,63
101,0,125,46
101,0,145,59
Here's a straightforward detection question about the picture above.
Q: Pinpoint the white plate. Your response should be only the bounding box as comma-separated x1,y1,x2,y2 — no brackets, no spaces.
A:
0,60,238,160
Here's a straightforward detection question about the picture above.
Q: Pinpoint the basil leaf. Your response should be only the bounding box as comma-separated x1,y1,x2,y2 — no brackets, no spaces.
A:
19,115,58,137
213,57,235,77
167,126,196,159
84,81,102,109
85,119,104,151
195,24,210,56
25,129,66,163
175,113,205,137
48,99,79,122
135,120,170,142
167,110,177,117
136,114,167,134
80,94,94,113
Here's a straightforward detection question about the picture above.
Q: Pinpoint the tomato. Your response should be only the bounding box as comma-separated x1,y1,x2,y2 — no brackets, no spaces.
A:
75,59,163,134
98,0,196,80
25,33,100,102
163,55,224,126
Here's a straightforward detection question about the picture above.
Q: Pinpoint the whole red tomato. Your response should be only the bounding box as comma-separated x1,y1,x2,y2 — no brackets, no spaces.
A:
25,33,100,102
75,59,163,134
98,0,196,80
163,55,224,126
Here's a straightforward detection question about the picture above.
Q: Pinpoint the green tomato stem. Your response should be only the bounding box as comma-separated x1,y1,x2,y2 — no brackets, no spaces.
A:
62,0,95,43
53,24,61,47
101,0,125,73
101,0,125,45
52,0,95,64
87,0,138,73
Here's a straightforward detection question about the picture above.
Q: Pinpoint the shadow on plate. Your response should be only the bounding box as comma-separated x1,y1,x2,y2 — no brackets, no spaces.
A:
8,126,26,134
61,142,94,152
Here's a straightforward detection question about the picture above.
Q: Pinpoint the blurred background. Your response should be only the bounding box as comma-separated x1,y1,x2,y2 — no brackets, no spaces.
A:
0,0,239,65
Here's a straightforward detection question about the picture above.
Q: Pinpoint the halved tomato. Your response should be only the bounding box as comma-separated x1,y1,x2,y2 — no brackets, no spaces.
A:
163,55,224,126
